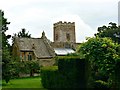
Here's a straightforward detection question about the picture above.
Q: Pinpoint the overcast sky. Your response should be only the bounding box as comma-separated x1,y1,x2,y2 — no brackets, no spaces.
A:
0,0,119,43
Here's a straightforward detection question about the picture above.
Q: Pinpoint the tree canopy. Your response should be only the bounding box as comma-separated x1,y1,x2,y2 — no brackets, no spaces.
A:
14,28,31,38
78,37,119,75
95,22,120,43
77,36,120,88
0,10,12,83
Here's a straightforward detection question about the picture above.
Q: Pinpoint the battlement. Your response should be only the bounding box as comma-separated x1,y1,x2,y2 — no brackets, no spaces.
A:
53,21,76,43
54,21,75,27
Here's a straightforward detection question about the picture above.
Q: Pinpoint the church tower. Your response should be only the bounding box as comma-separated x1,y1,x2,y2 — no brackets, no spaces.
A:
53,21,76,43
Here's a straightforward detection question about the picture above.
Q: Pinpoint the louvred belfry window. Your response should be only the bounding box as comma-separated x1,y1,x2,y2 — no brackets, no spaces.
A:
56,34,58,41
66,33,70,41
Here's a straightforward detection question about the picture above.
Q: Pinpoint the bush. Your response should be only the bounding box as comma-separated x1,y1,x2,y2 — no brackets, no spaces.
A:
93,80,110,89
41,56,89,88
58,56,87,88
41,66,59,88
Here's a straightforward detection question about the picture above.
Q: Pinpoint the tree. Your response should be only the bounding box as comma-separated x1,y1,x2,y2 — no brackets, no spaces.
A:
0,10,12,83
77,37,120,88
12,28,31,44
18,60,40,77
14,28,31,38
27,60,40,77
95,22,120,43
12,29,39,77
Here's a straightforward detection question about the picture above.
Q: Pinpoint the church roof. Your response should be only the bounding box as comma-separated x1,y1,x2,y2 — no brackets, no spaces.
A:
14,37,55,59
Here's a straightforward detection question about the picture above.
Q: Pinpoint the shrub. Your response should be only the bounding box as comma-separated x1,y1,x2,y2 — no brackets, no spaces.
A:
93,80,110,89
58,56,87,88
41,56,89,88
41,66,59,88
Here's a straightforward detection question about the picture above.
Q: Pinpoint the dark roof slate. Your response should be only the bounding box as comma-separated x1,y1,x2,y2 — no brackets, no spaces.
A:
15,37,55,58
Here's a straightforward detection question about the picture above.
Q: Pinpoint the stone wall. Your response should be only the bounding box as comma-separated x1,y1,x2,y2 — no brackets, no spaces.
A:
53,21,76,43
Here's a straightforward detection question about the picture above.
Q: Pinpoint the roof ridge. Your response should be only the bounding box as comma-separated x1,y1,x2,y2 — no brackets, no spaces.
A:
15,37,42,39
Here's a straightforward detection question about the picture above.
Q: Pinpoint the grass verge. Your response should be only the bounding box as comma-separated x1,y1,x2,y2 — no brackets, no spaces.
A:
2,76,45,89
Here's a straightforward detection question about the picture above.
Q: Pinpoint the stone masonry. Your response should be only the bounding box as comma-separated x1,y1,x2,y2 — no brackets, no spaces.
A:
53,21,76,43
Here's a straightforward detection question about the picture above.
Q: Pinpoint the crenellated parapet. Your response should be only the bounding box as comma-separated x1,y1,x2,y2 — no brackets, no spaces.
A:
54,21,75,27
53,21,76,43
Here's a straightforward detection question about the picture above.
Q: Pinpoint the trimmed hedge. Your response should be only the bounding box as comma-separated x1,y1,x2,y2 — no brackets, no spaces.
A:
41,56,89,88
93,80,109,89
58,56,87,88
115,61,120,89
41,66,59,88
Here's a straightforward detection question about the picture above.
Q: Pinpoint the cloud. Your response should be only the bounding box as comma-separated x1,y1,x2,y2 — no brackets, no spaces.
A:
1,0,119,10
52,14,97,43
2,0,119,45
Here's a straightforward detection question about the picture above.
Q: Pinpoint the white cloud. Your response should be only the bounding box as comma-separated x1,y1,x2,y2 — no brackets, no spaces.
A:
52,14,97,43
1,0,119,44
1,0,119,10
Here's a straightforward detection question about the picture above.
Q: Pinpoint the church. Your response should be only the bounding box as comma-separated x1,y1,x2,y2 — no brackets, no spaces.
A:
12,21,80,66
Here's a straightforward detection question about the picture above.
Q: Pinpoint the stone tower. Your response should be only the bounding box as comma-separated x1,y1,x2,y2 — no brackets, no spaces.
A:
53,21,76,43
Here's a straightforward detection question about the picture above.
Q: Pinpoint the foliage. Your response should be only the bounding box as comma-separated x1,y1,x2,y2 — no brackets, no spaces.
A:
95,22,120,43
113,60,120,89
78,37,119,75
41,66,58,88
0,10,12,83
67,53,79,56
41,66,58,71
12,28,31,45
41,56,88,88
5,60,40,78
93,80,110,89
27,60,40,76
18,60,40,77
2,48,12,83
58,56,88,88
77,37,120,88
13,28,31,38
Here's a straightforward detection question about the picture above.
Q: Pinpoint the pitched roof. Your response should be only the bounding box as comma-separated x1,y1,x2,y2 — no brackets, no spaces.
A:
15,37,55,59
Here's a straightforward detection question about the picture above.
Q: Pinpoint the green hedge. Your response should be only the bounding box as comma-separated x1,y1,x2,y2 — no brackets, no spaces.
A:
41,56,88,88
115,61,120,89
41,66,59,88
93,80,109,89
58,56,87,88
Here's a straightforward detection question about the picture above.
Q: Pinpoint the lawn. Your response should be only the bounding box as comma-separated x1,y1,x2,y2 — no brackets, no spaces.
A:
2,76,45,89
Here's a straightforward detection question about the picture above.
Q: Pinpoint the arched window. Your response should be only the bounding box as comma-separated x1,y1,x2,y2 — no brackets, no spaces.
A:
28,53,32,60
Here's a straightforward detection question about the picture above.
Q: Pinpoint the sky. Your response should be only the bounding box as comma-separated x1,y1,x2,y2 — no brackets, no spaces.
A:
0,0,119,44
119,1,120,25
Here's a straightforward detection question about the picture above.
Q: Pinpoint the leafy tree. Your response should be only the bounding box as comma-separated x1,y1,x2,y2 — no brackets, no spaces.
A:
95,22,120,43
0,10,12,83
77,37,120,88
27,60,40,76
12,28,31,45
12,29,39,77
18,60,40,77
14,28,31,38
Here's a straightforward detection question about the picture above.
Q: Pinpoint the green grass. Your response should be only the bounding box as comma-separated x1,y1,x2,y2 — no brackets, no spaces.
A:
2,76,45,89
